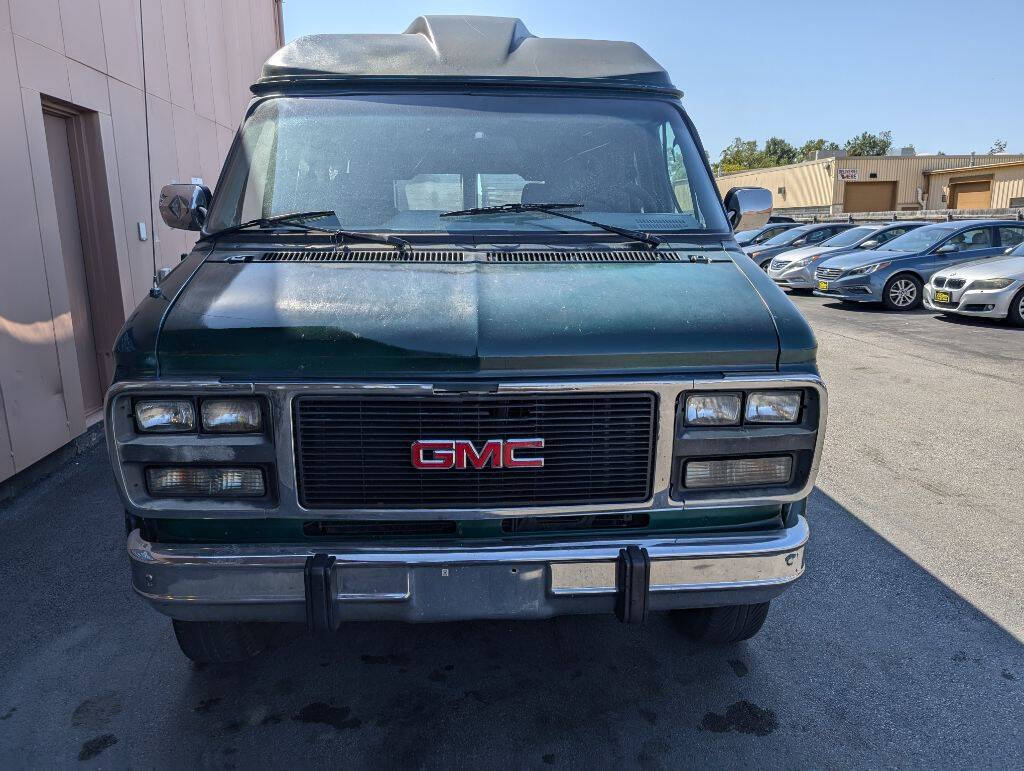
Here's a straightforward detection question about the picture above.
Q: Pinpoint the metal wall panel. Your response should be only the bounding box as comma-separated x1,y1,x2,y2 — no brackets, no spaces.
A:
0,1,282,483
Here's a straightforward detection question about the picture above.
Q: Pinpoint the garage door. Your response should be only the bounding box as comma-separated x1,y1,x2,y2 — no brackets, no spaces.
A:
843,181,897,213
951,181,991,210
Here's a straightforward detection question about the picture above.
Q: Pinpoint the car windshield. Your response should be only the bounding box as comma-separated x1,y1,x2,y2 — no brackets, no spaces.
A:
759,225,811,247
206,94,728,236
883,224,960,252
821,226,876,247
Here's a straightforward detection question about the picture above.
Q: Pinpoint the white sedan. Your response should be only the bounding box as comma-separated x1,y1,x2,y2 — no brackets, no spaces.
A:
924,244,1024,326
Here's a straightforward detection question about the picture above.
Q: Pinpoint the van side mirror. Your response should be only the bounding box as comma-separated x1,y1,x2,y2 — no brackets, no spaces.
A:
723,186,772,231
861,239,879,249
935,243,957,254
159,183,212,231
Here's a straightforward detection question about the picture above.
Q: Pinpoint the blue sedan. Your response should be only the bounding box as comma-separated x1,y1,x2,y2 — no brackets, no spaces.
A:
813,220,1024,310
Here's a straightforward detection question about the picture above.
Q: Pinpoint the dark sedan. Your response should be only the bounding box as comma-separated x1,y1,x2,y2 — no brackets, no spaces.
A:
733,222,801,247
743,223,855,270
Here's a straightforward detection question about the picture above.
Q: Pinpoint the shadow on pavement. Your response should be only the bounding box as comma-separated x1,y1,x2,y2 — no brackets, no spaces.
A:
0,449,1021,768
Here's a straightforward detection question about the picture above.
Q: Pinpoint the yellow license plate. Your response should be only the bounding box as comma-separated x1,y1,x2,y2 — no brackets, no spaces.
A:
934,290,951,303
818,280,829,291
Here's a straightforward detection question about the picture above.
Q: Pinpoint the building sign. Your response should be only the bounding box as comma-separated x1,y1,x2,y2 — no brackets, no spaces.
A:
838,168,859,181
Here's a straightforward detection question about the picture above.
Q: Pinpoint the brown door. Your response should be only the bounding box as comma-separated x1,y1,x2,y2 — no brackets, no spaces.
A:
43,113,104,416
843,181,897,213
951,181,991,210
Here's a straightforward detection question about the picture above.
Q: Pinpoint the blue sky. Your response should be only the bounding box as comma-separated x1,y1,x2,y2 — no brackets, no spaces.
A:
281,0,1020,160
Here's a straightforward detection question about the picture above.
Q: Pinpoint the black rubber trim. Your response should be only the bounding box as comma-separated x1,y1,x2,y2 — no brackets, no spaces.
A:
615,545,650,624
304,553,337,634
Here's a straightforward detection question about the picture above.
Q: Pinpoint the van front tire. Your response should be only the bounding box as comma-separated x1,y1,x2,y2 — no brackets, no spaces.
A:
172,619,267,664
672,602,770,643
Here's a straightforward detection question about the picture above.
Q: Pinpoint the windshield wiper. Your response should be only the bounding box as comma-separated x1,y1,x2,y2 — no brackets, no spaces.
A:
441,202,662,249
205,210,411,251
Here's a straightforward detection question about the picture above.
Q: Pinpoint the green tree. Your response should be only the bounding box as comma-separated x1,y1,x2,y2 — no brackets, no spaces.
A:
989,138,1008,154
799,138,841,160
717,137,762,175
844,130,893,157
762,136,800,166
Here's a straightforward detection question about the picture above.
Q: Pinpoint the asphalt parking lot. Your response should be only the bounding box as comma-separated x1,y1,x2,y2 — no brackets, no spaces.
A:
1,294,1021,768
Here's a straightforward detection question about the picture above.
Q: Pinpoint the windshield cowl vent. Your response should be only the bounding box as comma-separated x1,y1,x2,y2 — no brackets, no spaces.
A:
249,250,712,264
486,250,685,263
255,250,464,263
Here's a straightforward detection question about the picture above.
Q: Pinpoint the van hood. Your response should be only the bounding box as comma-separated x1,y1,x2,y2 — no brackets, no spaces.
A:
153,252,787,378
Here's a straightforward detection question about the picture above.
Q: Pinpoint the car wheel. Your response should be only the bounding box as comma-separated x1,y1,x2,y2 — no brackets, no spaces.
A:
1008,287,1024,327
883,274,923,311
172,619,268,664
672,602,770,643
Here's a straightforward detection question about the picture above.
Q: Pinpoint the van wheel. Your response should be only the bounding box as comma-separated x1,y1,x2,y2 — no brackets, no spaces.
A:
883,274,923,310
172,620,267,664
673,602,770,643
1008,288,1024,327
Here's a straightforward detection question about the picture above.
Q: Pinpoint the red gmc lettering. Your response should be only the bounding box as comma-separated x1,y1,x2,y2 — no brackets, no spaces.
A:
411,439,545,470
502,438,545,468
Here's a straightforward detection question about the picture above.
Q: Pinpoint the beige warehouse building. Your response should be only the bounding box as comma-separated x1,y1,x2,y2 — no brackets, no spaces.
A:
0,0,283,485
717,153,1024,216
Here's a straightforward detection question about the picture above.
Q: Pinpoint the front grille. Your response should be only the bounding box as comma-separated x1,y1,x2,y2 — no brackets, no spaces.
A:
946,278,966,289
770,259,786,271
294,393,656,508
932,276,947,288
816,267,844,280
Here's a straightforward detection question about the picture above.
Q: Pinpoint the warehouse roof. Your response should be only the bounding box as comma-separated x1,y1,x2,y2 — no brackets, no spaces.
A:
257,15,679,95
923,158,1024,175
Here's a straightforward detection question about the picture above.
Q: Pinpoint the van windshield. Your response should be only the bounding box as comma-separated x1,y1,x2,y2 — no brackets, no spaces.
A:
206,94,728,236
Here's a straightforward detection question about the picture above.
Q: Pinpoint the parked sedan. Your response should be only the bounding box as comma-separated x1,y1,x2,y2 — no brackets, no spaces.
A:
744,223,854,270
768,222,926,290
925,242,1024,325
814,220,1024,310
733,222,800,247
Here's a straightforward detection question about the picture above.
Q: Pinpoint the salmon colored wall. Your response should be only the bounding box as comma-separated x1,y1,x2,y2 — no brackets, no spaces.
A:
0,0,283,481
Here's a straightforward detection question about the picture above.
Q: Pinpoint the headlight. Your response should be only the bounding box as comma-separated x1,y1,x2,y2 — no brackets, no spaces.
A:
146,467,265,497
846,261,891,276
790,254,822,269
201,399,262,433
967,278,1014,290
684,456,793,488
134,400,194,432
685,393,742,425
745,391,802,423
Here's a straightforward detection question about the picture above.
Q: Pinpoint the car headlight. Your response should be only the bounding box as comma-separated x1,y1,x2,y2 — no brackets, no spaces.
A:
201,399,263,433
745,391,802,423
967,278,1014,290
846,261,891,276
789,254,822,269
146,467,265,497
684,456,793,488
134,400,195,432
685,393,742,425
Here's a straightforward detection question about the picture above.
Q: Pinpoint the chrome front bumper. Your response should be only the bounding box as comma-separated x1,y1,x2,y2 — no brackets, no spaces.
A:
128,516,809,623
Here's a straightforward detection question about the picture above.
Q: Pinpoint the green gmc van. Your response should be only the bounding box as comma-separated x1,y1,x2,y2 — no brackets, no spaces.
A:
106,16,826,663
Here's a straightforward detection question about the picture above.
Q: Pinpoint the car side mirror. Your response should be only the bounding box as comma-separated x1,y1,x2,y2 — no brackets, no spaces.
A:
792,238,807,246
935,243,958,254
159,183,212,231
723,186,772,231
861,239,879,249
